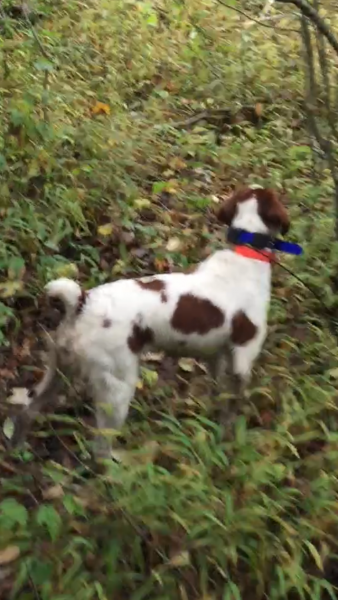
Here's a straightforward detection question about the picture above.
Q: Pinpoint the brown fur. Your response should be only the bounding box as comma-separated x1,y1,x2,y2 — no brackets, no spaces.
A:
230,311,257,345
128,323,154,354
171,293,225,335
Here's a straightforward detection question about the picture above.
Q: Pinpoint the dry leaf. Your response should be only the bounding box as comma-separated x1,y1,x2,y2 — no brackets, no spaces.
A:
143,352,164,362
178,358,195,373
168,551,190,567
0,546,20,565
166,237,182,252
7,388,31,406
154,258,168,272
255,102,263,117
92,101,110,116
169,157,187,171
42,484,64,500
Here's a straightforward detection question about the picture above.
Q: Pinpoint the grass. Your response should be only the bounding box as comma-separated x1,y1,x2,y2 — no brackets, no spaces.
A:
1,0,338,598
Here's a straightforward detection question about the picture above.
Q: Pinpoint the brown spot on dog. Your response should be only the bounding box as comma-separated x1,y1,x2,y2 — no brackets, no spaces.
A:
230,311,257,345
102,318,112,328
128,323,154,354
137,278,166,293
171,294,224,335
161,291,168,303
217,187,290,235
76,289,88,315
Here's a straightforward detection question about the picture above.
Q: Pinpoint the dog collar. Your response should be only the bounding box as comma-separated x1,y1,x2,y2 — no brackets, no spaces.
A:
234,246,274,263
227,227,303,256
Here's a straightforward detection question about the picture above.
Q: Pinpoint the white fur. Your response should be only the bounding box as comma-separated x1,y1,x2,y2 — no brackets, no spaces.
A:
16,193,278,459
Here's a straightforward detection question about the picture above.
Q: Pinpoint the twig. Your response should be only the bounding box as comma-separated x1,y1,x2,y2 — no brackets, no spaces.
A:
275,0,338,56
215,0,299,33
172,109,233,129
300,14,338,238
313,0,338,142
21,3,51,61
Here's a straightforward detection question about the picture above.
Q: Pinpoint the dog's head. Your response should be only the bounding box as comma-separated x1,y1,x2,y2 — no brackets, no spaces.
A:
217,187,290,235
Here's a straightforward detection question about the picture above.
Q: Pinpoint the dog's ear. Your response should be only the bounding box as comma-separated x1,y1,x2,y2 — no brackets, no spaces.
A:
216,194,237,226
255,189,290,235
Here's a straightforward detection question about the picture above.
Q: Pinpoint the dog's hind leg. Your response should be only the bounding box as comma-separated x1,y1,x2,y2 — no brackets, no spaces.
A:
10,339,62,448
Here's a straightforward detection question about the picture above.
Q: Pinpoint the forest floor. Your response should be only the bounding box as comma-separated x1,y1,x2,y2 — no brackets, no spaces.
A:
1,1,338,599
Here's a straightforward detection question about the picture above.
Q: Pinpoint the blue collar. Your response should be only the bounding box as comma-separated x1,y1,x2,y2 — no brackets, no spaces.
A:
227,228,303,256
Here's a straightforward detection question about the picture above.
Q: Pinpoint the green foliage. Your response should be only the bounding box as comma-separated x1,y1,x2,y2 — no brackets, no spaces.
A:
1,1,338,599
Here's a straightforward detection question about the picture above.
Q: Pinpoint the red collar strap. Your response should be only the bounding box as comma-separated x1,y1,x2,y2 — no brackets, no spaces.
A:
234,245,277,263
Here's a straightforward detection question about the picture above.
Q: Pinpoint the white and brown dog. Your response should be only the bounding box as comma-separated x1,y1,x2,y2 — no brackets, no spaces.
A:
12,187,290,458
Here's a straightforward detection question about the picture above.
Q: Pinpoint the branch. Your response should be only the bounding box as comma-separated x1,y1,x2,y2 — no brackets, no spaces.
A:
275,0,338,56
313,0,338,142
301,14,338,237
215,0,299,33
21,2,51,60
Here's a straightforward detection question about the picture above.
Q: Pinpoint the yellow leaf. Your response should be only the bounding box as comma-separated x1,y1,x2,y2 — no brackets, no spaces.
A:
97,223,114,236
92,101,110,116
0,546,20,565
136,379,144,390
55,263,79,279
0,280,23,299
134,198,152,210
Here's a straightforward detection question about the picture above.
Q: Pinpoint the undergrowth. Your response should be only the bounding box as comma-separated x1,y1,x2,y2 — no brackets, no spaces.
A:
1,1,338,599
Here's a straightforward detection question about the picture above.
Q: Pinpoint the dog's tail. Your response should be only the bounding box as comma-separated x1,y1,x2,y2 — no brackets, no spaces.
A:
45,278,84,317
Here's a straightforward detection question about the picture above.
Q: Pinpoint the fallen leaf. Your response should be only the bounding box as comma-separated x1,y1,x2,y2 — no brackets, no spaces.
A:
7,388,31,406
97,223,114,236
154,258,168,272
55,262,79,279
42,485,64,500
0,546,20,565
178,359,195,373
134,198,152,209
143,352,164,362
168,551,190,567
0,280,24,299
166,237,182,252
169,157,187,171
92,101,110,116
3,418,14,440
255,102,263,117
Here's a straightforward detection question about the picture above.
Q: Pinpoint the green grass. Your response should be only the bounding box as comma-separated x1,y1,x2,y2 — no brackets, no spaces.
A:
1,0,338,598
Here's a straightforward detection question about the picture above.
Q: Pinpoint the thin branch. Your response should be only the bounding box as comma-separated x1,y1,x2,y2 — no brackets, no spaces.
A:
275,0,338,56
301,14,338,237
215,0,299,33
313,0,338,142
21,3,51,60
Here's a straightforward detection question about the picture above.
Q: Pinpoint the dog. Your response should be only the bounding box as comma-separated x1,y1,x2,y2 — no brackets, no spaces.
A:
11,186,290,459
